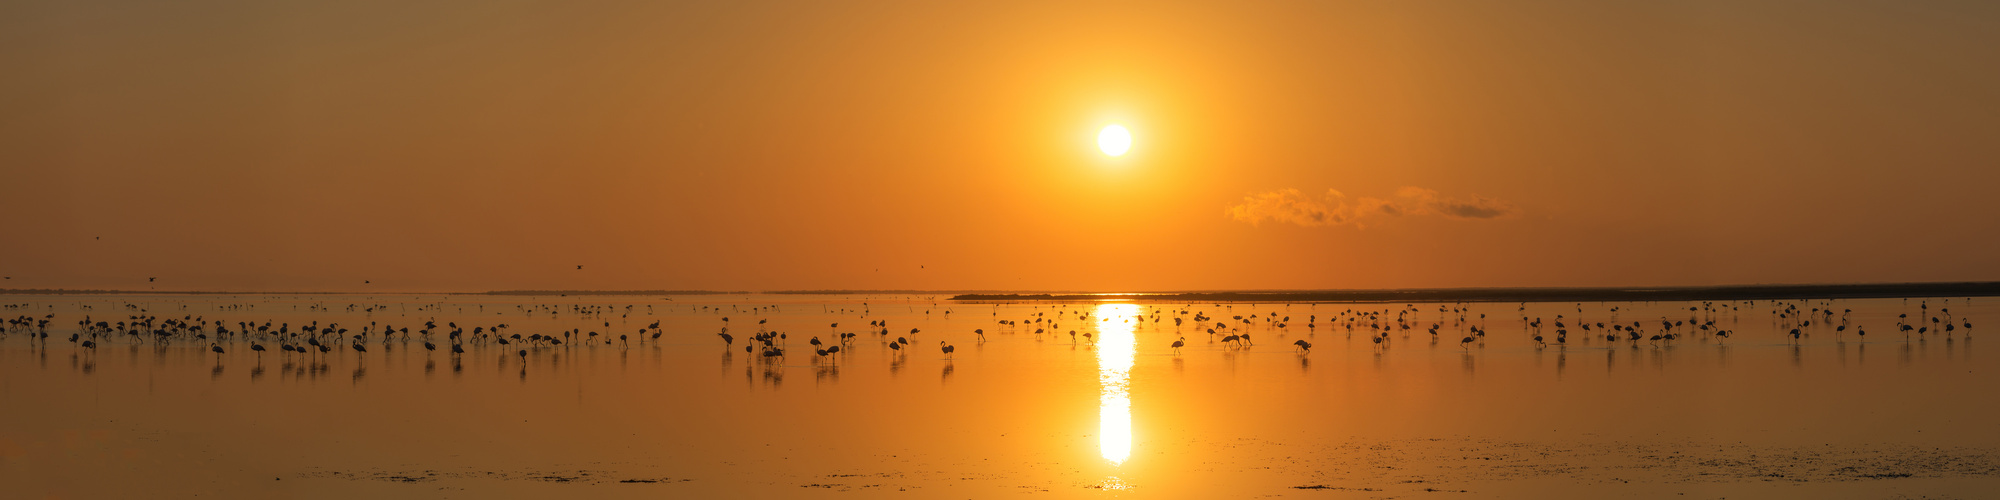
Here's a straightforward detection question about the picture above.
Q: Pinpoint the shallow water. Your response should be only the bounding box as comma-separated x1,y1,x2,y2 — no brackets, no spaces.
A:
2,294,1996,499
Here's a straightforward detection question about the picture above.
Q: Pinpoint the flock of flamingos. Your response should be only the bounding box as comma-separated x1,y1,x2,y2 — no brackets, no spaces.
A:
0,297,1979,374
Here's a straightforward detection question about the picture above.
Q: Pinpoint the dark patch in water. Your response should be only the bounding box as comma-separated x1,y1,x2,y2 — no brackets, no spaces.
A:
1292,485,1379,491
1854,473,1913,479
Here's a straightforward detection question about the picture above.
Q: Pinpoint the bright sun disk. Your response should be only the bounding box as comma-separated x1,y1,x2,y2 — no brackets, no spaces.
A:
1098,125,1131,156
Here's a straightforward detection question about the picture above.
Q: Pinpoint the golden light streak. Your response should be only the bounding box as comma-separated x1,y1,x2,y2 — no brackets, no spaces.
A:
1096,303,1139,465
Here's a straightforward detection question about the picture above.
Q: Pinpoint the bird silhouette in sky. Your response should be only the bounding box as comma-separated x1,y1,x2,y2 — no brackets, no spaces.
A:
148,277,156,282
577,265,583,270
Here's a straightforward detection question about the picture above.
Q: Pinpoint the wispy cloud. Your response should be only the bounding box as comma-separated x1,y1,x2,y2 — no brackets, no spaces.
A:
1225,187,1518,228
1390,187,1519,220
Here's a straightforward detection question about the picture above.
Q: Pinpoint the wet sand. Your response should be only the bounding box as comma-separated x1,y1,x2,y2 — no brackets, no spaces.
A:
2,294,1995,498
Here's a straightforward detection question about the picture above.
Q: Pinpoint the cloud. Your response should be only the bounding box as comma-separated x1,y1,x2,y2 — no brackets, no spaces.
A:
1390,187,1519,220
1226,186,1518,227
1223,188,1362,227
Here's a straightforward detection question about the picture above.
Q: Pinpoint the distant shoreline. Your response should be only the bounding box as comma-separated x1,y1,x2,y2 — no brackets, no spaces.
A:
480,290,750,296
948,282,2000,303
4,281,1996,302
0,289,750,296
0,288,1042,296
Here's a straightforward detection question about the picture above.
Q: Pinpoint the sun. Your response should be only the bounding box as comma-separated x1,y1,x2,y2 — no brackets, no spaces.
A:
1098,125,1132,157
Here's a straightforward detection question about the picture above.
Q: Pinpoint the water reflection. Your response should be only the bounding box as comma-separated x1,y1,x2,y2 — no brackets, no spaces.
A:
9,295,1995,498
1095,304,1137,466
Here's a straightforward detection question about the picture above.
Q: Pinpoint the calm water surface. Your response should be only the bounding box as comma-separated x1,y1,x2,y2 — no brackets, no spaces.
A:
2,294,1996,499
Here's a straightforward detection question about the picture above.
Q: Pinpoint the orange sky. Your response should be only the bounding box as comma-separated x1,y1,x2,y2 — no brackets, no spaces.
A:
4,1,1998,292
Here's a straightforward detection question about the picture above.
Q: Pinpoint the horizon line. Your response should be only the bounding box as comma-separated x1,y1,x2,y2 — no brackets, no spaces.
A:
1,280,1997,299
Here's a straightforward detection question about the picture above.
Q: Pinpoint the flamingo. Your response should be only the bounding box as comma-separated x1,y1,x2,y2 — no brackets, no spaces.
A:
939,341,955,357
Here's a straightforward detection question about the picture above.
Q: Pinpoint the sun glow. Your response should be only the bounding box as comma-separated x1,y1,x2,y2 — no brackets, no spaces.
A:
1096,303,1139,465
1098,125,1132,156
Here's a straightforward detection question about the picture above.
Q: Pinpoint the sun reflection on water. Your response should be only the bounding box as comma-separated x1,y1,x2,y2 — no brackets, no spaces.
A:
1096,303,1139,465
